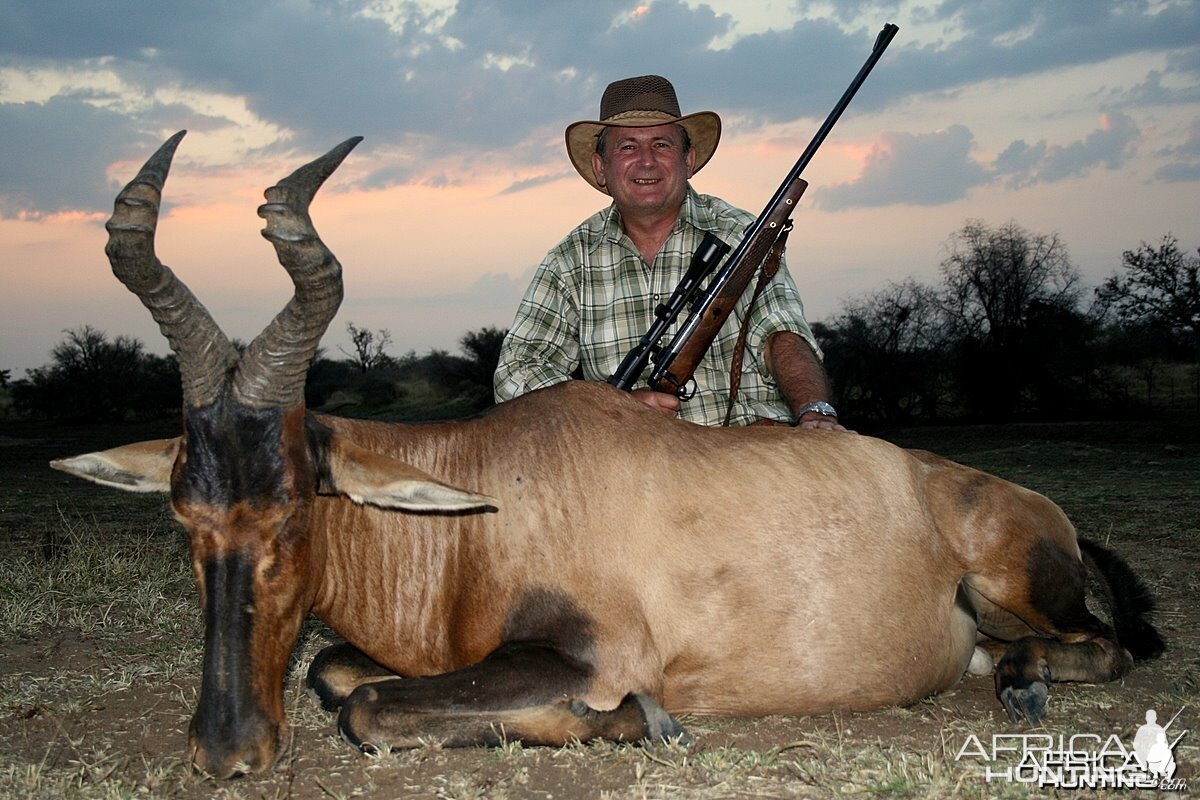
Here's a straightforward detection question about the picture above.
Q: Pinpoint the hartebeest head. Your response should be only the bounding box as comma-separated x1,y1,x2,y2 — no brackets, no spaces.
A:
52,133,491,777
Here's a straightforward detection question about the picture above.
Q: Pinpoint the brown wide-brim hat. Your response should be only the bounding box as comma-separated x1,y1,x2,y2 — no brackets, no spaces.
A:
565,74,722,195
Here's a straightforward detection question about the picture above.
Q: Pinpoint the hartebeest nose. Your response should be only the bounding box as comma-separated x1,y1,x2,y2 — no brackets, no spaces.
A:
187,716,279,778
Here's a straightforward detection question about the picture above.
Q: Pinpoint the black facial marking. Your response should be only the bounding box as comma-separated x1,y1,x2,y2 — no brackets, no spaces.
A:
179,392,290,508
191,551,262,755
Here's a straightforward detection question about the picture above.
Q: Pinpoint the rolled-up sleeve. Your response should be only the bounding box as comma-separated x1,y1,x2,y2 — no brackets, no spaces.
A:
493,251,581,403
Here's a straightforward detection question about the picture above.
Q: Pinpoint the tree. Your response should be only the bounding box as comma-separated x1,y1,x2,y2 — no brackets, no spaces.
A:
1020,300,1100,418
456,326,507,392
340,322,394,373
1093,236,1200,409
938,219,1082,419
1096,235,1200,345
414,326,508,410
940,219,1081,340
817,280,950,424
12,326,180,420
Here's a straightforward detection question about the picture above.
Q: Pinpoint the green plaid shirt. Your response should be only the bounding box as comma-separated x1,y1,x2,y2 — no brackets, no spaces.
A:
494,186,820,426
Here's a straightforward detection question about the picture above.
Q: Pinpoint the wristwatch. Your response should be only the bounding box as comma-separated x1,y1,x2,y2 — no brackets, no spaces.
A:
792,401,838,426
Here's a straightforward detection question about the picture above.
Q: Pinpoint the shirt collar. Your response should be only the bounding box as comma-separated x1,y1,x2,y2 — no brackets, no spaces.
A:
591,184,719,254
681,185,722,234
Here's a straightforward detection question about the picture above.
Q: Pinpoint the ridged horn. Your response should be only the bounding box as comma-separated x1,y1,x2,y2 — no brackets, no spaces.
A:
231,137,362,408
105,130,239,407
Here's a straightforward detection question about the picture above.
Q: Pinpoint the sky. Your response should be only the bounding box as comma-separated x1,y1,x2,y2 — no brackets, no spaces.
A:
2,0,1199,375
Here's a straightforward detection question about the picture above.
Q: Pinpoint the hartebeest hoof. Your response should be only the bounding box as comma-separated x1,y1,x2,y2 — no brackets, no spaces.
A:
995,644,1051,724
568,693,693,746
998,680,1049,725
624,693,692,746
307,643,396,711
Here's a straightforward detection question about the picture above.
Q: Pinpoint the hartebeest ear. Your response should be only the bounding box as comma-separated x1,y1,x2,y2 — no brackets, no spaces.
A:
324,437,496,512
50,438,180,493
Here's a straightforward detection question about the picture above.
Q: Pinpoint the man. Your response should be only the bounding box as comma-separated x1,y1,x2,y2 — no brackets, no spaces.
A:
494,75,845,430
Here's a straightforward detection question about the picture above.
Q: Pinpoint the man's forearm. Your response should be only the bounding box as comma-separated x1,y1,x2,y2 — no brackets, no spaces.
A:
764,331,833,419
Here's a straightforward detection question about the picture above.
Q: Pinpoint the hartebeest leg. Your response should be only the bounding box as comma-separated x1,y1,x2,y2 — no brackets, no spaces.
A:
329,642,685,750
921,450,1163,724
993,635,1131,723
307,643,398,710
964,538,1163,724
341,690,682,751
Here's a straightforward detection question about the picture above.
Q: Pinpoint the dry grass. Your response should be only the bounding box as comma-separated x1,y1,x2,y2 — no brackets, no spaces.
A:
1,417,1196,798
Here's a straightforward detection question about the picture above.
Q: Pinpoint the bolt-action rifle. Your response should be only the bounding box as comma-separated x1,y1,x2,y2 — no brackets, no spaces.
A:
607,22,900,397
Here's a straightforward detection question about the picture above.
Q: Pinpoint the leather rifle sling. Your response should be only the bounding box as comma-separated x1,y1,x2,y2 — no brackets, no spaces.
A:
722,222,793,427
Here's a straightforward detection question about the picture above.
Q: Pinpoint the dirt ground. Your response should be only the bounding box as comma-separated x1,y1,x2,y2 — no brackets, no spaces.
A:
1,417,1196,798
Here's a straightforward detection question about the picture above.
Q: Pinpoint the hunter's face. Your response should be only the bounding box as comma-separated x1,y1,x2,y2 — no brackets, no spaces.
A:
592,124,695,221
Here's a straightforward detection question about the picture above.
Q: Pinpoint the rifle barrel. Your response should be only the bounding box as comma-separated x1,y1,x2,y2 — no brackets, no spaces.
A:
648,22,899,392
742,23,898,263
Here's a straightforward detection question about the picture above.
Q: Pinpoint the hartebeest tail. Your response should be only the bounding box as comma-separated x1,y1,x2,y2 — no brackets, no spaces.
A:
1078,538,1166,661
53,135,1163,779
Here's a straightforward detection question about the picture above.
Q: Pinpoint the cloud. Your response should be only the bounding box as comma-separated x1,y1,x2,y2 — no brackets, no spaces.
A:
2,0,1198,217
1153,114,1200,181
1161,114,1200,158
1154,161,1200,182
814,110,1151,209
995,111,1141,187
1118,68,1200,108
0,95,144,217
885,1,1200,112
816,125,988,210
497,172,570,196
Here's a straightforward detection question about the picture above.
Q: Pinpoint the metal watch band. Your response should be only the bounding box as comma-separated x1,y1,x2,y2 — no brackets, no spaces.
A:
793,401,838,425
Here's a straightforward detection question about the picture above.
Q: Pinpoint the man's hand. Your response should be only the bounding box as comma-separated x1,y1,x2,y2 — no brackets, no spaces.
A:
795,414,851,432
631,387,681,417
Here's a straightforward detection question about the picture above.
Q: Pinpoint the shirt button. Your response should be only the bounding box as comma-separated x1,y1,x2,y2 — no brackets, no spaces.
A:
653,293,660,302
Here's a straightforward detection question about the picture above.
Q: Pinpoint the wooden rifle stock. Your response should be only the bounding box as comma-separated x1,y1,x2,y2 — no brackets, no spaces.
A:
641,22,900,400
648,179,807,396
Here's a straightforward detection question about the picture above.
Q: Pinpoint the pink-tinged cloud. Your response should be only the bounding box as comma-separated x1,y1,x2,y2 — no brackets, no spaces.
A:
996,112,1141,188
815,126,988,210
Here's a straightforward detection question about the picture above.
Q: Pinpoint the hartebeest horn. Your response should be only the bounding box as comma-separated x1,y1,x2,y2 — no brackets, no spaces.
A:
105,130,240,407
232,136,363,408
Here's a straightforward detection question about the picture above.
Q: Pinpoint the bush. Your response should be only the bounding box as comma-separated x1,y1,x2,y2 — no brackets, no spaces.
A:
11,327,180,421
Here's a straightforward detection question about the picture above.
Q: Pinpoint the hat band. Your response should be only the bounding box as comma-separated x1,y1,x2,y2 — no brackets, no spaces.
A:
604,109,678,124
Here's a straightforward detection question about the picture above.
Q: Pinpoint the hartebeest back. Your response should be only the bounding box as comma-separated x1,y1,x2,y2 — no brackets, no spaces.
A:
53,134,1163,779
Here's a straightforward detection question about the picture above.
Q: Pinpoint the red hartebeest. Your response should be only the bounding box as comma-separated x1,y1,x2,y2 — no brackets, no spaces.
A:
53,134,1163,778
